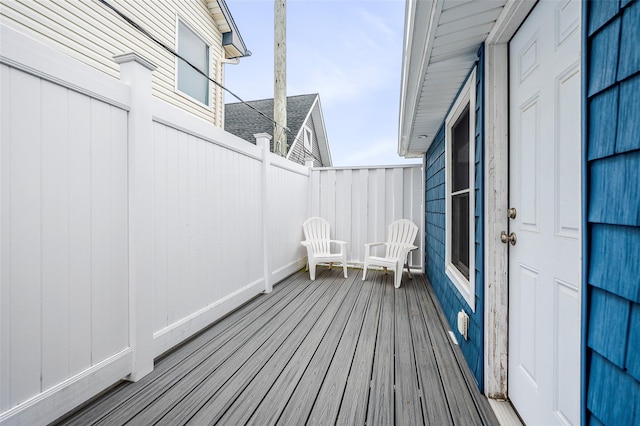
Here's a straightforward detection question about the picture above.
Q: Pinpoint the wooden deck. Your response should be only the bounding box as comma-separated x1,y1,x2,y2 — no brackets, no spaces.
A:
55,268,498,425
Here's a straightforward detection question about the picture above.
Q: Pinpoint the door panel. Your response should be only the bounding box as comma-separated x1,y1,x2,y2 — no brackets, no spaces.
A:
508,1,582,425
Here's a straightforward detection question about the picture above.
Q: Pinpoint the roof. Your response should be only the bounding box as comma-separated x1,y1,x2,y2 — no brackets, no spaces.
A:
225,93,332,166
208,0,250,58
398,0,506,157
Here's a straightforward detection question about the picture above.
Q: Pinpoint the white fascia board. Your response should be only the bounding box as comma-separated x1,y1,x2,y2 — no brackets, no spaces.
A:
398,0,442,158
311,95,332,167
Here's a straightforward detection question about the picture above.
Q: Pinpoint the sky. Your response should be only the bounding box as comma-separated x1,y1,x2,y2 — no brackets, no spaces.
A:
223,0,421,167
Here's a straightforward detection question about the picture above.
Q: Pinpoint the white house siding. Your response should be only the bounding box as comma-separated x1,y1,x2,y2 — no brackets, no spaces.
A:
0,0,226,126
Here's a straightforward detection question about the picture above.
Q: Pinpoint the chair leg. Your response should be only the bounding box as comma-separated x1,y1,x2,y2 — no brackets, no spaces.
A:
394,268,402,289
309,261,316,280
342,260,347,278
362,262,368,281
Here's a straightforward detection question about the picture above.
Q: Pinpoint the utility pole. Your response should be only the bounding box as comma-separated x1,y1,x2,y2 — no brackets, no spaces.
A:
274,0,287,156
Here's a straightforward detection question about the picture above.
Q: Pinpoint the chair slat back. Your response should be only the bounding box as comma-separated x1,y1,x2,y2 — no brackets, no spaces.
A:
303,217,331,254
385,219,418,259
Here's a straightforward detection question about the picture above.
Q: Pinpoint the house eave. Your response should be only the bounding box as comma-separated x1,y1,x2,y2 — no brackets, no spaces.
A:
207,0,250,59
398,0,507,157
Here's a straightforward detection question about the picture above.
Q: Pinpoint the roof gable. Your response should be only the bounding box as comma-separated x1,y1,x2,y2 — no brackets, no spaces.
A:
225,94,331,165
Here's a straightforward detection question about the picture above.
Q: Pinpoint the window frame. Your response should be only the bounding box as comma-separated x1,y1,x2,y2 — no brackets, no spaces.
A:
175,16,211,108
445,67,476,312
303,126,312,151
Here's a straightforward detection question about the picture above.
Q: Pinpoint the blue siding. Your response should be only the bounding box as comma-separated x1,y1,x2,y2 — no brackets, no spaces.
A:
626,304,640,382
587,86,618,160
424,45,484,389
588,0,620,35
618,0,640,81
587,288,631,368
588,17,620,96
586,0,640,424
616,74,640,152
587,352,640,425
588,151,640,226
589,224,640,301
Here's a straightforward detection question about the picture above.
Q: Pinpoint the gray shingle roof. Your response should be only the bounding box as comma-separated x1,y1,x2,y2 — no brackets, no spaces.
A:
224,94,318,148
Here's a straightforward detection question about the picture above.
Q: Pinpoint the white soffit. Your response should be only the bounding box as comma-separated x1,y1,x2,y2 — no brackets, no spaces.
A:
399,0,506,157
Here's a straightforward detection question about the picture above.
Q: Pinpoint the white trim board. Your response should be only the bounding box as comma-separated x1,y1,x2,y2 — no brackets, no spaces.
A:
483,0,537,399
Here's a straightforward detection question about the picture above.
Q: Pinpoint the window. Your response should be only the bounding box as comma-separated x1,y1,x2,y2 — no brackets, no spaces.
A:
177,19,209,106
303,127,312,151
445,68,476,311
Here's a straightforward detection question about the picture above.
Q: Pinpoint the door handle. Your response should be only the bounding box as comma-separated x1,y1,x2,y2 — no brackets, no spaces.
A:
508,207,517,219
501,231,517,246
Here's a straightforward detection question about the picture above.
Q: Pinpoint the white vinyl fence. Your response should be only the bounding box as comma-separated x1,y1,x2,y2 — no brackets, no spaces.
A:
310,166,424,269
0,25,308,426
0,24,423,426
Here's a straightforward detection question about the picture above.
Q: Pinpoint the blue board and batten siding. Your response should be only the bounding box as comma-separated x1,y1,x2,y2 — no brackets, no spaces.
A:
585,0,640,425
424,46,484,389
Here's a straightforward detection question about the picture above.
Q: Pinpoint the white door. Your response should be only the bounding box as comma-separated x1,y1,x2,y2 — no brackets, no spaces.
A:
508,1,582,425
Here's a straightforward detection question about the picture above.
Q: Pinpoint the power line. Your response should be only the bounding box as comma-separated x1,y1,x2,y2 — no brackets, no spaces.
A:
97,0,290,134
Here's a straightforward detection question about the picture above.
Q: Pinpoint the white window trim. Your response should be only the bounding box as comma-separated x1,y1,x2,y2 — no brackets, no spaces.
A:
303,126,312,151
174,16,212,109
445,67,476,312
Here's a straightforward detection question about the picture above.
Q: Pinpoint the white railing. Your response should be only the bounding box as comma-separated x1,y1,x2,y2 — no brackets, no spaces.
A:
0,24,423,426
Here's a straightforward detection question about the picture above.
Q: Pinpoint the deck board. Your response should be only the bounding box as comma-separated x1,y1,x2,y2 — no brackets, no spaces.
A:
155,278,330,425
395,283,424,424
366,273,396,425
277,271,366,424
188,272,347,425
406,278,454,425
240,272,360,425
413,275,483,425
335,273,384,425
55,268,499,426
306,271,374,424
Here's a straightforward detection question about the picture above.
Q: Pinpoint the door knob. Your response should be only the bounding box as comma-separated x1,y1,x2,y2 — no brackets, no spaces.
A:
501,231,517,246
508,207,517,219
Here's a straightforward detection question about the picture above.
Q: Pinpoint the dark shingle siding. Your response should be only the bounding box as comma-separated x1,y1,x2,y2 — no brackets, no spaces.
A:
586,0,640,424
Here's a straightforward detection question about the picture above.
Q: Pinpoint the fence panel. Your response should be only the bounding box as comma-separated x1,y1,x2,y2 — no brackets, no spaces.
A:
1,25,132,425
150,101,266,356
310,165,424,269
267,154,310,284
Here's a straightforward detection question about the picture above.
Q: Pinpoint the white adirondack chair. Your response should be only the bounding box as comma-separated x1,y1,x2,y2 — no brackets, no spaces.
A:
301,217,348,280
362,219,419,288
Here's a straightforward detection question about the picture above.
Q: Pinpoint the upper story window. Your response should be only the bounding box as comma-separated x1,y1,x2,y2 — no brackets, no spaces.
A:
304,127,312,151
176,19,210,106
445,67,476,311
